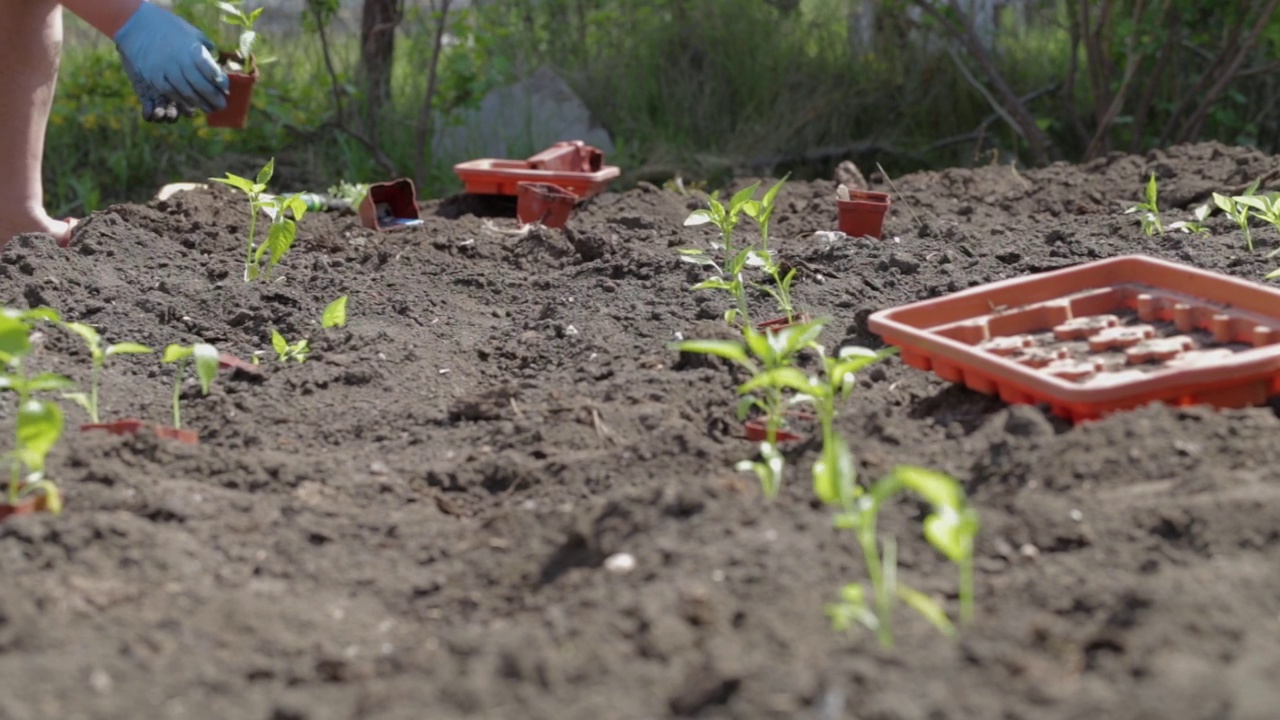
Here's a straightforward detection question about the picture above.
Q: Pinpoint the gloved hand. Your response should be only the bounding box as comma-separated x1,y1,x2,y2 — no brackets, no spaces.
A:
113,2,230,115
120,55,193,123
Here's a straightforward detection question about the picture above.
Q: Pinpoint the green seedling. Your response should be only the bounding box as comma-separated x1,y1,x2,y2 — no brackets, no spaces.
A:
0,307,74,514
217,0,265,74
1213,178,1261,251
322,295,349,328
1167,203,1212,235
1125,172,1163,236
270,330,309,363
59,322,152,424
672,320,825,496
326,181,368,208
209,158,308,281
822,461,980,649
742,175,800,321
1237,193,1280,258
161,343,219,430
682,182,762,326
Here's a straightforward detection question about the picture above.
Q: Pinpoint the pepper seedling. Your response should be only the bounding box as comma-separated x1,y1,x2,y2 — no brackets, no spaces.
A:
1213,178,1261,251
822,460,980,649
682,182,762,326
1125,172,1163,236
270,331,309,363
0,308,74,514
59,322,152,424
217,0,265,75
210,158,308,281
672,320,826,496
742,175,801,322
161,343,220,430
1167,203,1212,235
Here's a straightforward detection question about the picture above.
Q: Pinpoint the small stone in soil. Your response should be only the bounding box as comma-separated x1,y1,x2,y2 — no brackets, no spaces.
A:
603,553,635,573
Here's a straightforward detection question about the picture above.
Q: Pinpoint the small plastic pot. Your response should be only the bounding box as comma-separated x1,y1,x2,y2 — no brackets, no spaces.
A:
205,53,259,129
81,418,199,444
219,352,262,376
0,494,51,522
837,190,891,240
743,411,816,443
516,182,577,228
757,313,812,335
358,179,423,231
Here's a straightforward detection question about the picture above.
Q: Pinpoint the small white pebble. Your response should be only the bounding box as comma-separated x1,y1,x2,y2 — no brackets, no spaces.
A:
438,368,450,374
1069,509,1084,522
521,499,538,511
381,643,394,655
370,461,389,475
89,668,113,694
763,529,778,542
604,552,635,573
711,569,726,583
1019,543,1040,559
564,325,579,336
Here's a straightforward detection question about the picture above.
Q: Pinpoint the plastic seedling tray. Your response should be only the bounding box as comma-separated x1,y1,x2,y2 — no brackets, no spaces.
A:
868,255,1280,422
453,142,620,198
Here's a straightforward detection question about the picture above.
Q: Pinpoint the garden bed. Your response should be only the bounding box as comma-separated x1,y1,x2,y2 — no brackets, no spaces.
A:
2,141,1279,719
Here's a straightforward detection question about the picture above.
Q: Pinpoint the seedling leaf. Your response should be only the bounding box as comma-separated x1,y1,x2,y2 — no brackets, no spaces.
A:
106,342,152,357
270,329,288,356
322,296,349,328
896,584,956,637
16,399,63,472
192,343,219,394
671,340,751,366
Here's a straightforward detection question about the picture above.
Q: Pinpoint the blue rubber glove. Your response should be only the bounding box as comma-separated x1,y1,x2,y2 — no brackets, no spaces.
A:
113,2,230,114
119,55,190,123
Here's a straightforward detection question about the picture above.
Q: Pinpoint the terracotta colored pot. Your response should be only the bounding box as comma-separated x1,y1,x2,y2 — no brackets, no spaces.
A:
205,53,259,129
516,182,577,228
743,411,815,443
219,352,262,376
0,494,51,522
837,190,891,240
358,179,422,231
756,313,812,335
81,418,199,444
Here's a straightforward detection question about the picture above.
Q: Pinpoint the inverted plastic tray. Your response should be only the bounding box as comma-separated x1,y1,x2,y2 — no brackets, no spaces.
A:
868,255,1280,422
453,159,620,198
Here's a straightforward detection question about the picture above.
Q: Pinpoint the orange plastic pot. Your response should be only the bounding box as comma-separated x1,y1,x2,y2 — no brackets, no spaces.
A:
0,494,52,522
454,141,621,198
837,190,891,240
516,182,577,228
358,179,422,231
756,313,812,335
869,254,1280,422
205,53,258,129
81,418,199,444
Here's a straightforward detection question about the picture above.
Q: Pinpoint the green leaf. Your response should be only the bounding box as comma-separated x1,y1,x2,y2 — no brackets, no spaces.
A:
1144,173,1158,207
271,329,288,356
0,315,31,357
256,158,275,187
192,343,219,394
216,1,242,17
322,295,349,328
21,307,62,324
285,195,309,222
683,210,714,227
897,583,956,637
691,278,733,291
105,342,153,357
738,366,815,396
1213,193,1233,213
162,344,193,363
728,182,760,214
890,465,963,511
209,173,256,194
27,373,75,393
760,174,788,212
62,392,92,415
16,399,63,472
61,321,101,350
256,219,297,268
741,199,762,221
671,339,751,366
1235,195,1268,211
1193,203,1212,222
679,254,718,267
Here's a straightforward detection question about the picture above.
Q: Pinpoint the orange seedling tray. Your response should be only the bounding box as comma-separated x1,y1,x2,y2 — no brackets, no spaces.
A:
453,142,620,198
868,255,1280,422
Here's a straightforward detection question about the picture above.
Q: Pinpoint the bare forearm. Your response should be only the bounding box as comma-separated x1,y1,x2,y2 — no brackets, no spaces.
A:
60,0,143,38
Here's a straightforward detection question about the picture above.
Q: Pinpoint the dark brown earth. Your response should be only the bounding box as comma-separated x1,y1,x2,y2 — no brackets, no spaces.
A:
1,141,1279,720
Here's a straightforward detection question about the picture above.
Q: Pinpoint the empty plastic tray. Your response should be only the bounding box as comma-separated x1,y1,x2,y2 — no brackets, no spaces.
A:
454,141,620,198
868,254,1280,421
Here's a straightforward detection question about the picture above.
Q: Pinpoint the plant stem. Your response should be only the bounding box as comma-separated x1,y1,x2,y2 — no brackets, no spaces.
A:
89,359,101,424
8,358,27,505
244,197,259,281
959,556,974,625
172,358,185,429
859,520,893,649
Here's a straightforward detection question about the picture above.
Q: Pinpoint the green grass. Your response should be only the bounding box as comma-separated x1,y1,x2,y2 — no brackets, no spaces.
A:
43,1,1280,215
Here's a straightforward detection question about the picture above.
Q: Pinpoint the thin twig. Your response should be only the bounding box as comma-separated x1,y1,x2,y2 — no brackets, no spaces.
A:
875,162,922,227
312,3,397,175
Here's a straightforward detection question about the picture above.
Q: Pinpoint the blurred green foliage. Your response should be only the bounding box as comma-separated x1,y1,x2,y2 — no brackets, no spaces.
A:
45,0,1280,215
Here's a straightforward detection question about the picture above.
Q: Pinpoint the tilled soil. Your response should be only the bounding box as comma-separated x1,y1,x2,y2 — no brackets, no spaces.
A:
1,141,1279,720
